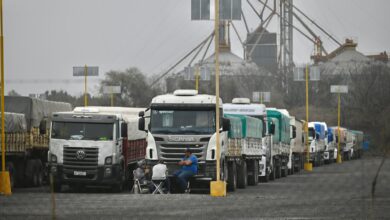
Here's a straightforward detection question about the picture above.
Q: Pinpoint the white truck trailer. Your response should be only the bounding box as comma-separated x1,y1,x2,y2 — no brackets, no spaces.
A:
48,106,146,192
223,98,272,182
0,96,72,189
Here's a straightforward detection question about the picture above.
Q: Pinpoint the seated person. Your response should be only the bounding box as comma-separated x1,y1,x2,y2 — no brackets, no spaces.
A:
152,160,170,193
173,148,198,193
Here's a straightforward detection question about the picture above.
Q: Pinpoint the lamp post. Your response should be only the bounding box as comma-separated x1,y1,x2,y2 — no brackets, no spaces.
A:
330,85,348,163
0,0,11,196
294,64,320,171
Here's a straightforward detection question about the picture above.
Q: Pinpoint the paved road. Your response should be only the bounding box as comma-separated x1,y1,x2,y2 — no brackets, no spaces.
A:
1,156,389,219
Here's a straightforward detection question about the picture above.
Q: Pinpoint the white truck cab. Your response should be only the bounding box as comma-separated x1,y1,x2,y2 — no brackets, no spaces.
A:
138,90,230,185
49,107,144,192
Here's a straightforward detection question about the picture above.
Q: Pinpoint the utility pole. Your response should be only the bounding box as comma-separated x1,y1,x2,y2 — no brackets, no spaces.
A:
0,0,12,196
210,0,226,197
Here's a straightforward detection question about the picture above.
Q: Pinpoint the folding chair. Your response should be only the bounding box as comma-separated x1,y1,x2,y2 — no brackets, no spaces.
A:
151,177,167,194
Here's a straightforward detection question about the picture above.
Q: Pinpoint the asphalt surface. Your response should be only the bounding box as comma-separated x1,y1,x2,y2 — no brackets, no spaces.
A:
1,156,389,220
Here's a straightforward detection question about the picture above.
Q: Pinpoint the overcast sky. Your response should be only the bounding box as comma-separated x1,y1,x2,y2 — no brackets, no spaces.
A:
4,0,390,96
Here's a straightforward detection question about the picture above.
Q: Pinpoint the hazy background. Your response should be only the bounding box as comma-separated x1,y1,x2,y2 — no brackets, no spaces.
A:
4,0,390,96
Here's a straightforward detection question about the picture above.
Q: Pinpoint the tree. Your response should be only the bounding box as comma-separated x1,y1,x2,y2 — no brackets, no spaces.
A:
8,89,20,96
100,67,161,107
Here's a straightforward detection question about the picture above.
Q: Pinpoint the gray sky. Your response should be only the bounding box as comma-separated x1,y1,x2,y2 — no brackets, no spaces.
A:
4,0,390,96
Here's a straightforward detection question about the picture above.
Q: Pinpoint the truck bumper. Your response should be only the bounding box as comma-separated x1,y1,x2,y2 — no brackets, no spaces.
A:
49,164,122,186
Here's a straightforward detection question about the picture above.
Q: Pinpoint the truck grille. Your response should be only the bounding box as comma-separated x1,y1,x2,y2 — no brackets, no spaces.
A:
63,147,99,176
158,143,206,161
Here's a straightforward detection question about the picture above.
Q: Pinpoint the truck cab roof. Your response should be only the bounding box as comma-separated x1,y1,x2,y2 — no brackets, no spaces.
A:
151,90,222,107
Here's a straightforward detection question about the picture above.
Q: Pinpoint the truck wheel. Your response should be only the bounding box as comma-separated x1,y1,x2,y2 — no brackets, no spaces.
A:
112,165,125,193
6,162,15,190
269,167,275,181
53,182,62,193
237,161,247,189
274,159,279,179
112,183,124,193
259,166,270,183
227,161,237,192
281,164,287,177
248,160,259,186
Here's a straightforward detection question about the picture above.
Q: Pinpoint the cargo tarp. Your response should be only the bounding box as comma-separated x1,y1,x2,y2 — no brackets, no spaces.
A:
3,96,72,130
267,109,291,144
1,112,27,132
224,114,243,138
225,114,262,138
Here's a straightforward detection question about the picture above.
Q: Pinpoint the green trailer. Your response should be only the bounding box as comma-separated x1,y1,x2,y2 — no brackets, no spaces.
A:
266,109,292,179
224,114,264,189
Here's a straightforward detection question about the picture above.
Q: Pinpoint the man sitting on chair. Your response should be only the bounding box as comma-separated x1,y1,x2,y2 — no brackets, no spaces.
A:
152,160,170,193
173,147,198,193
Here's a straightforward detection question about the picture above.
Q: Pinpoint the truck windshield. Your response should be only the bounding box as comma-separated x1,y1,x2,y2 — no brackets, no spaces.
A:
51,122,114,141
150,109,216,134
308,128,315,139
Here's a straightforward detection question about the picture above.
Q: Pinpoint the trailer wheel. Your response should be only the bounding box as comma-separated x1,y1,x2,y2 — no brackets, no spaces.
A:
237,161,247,189
248,160,259,186
227,161,237,192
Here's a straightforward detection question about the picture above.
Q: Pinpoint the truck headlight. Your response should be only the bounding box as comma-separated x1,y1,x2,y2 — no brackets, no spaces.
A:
105,156,113,165
51,154,57,163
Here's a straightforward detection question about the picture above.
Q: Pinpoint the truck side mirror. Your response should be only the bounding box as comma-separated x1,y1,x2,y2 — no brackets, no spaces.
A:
39,120,47,135
222,118,230,131
139,111,145,117
121,123,128,138
269,123,275,135
138,117,145,131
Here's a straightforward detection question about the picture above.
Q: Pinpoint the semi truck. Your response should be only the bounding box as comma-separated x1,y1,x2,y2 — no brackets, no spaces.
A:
288,117,304,174
138,90,230,192
329,127,354,161
0,96,72,189
350,130,364,159
307,122,326,166
327,128,338,163
266,108,292,179
48,106,146,192
223,98,272,182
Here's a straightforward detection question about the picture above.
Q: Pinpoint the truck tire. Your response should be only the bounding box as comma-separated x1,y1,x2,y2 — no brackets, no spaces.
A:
53,182,62,193
227,161,237,192
275,158,282,179
237,161,247,189
31,160,43,187
112,165,125,193
6,162,15,190
259,167,270,183
248,160,259,186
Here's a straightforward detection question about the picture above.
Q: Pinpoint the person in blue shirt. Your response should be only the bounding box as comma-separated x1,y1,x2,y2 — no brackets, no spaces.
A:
173,147,198,193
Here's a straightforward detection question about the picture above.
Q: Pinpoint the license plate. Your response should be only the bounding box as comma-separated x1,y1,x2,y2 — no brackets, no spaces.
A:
74,171,87,176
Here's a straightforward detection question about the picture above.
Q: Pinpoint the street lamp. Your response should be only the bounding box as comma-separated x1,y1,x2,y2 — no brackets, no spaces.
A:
330,85,348,163
293,64,320,171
